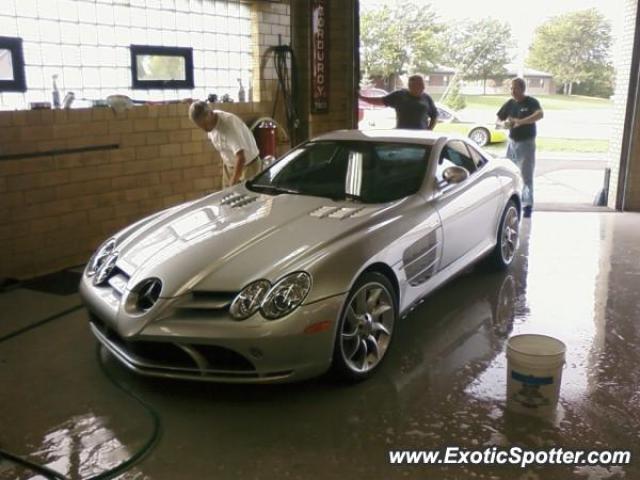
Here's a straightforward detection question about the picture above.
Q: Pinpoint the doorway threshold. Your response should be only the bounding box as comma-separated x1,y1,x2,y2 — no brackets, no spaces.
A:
533,203,615,213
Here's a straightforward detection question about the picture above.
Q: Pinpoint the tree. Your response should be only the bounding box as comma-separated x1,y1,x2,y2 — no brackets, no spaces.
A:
138,55,186,81
443,79,466,111
441,19,514,94
573,63,615,98
527,9,614,96
360,3,444,90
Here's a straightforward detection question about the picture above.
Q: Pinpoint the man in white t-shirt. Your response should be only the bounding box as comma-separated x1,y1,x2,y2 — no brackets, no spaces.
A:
189,101,262,188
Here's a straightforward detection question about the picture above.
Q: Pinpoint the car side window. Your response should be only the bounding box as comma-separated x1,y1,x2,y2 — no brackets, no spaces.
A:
467,143,489,169
439,141,477,174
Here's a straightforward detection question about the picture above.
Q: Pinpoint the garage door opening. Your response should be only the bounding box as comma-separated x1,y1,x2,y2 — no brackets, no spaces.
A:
358,0,635,212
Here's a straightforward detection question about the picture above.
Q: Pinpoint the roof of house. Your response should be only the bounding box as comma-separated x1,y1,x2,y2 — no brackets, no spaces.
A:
505,63,553,78
428,65,457,74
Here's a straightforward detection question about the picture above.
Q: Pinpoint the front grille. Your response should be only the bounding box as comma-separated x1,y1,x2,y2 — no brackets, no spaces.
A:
192,344,255,371
89,314,256,373
125,339,195,367
90,315,194,368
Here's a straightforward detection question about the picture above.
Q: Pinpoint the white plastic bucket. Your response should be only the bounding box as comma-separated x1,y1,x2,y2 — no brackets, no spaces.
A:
506,334,566,418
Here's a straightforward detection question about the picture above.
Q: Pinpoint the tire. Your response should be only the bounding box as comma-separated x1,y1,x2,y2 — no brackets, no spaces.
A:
469,127,490,147
487,200,520,270
331,272,397,381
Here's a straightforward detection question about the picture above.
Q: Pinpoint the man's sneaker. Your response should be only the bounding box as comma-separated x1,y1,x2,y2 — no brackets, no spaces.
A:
523,206,532,218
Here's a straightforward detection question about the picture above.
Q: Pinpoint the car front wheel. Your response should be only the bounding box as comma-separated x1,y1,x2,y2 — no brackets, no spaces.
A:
331,272,397,381
488,200,520,270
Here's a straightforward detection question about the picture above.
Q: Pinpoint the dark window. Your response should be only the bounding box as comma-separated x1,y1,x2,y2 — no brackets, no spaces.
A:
437,140,477,182
249,141,431,203
0,37,26,92
130,45,194,90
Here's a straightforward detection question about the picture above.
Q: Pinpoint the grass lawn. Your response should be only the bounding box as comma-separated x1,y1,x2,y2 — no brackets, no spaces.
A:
484,137,610,155
434,94,613,111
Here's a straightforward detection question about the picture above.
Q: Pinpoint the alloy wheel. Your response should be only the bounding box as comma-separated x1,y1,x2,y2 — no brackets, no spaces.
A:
500,206,520,264
469,128,489,147
340,282,395,374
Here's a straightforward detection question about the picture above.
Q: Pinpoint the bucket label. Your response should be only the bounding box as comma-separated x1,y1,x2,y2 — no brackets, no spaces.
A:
512,383,550,408
511,371,554,385
509,370,557,409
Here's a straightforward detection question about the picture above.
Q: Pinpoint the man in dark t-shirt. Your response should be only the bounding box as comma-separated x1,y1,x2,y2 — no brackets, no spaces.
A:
496,78,544,217
360,75,438,130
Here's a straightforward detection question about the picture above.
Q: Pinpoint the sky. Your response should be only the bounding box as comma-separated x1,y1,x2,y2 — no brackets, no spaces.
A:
361,0,625,66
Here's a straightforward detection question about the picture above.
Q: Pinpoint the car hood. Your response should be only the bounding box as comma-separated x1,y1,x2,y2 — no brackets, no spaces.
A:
113,185,392,297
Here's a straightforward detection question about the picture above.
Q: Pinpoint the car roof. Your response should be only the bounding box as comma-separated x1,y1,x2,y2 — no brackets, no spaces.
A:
312,129,447,146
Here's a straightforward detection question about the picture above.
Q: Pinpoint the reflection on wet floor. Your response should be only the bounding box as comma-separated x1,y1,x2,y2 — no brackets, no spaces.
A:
29,414,131,479
0,212,638,480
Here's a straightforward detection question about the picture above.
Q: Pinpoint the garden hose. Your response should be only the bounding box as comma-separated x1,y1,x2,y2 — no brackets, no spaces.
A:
271,45,301,146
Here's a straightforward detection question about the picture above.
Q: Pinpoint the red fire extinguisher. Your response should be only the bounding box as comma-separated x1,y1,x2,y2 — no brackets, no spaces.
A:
250,118,277,159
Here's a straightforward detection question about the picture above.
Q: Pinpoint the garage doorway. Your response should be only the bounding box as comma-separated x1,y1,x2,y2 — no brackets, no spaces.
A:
357,0,636,212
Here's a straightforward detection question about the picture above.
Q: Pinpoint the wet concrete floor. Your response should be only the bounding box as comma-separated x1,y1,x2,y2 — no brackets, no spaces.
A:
0,212,639,480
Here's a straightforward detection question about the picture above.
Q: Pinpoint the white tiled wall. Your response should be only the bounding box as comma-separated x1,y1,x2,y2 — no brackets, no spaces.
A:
0,0,253,109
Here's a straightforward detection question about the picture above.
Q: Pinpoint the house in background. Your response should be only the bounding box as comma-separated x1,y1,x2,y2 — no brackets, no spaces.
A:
424,66,456,94
462,64,555,95
518,66,555,95
365,66,456,95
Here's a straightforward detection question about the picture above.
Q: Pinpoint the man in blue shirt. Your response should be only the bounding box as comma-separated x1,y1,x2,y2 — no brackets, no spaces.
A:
497,78,544,218
360,75,438,130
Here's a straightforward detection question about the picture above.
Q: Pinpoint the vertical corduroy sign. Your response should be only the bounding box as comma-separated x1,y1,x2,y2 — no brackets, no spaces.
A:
311,0,328,113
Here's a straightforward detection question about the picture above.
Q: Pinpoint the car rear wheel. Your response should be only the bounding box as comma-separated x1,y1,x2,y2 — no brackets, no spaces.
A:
469,127,490,147
331,272,397,381
488,200,520,270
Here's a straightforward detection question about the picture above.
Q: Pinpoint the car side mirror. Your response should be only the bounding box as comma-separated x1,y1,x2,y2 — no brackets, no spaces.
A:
442,165,469,184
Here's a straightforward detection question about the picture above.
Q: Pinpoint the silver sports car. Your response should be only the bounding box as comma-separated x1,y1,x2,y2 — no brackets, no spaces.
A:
80,130,522,383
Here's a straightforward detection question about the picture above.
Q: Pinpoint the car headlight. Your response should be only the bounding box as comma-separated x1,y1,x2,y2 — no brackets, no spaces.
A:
86,238,116,277
260,272,312,320
229,279,272,320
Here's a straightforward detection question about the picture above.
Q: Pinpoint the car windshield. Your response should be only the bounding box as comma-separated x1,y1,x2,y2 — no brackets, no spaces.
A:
248,140,431,203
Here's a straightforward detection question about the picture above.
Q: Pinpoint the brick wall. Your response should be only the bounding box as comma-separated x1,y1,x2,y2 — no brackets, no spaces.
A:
291,0,358,140
0,101,277,279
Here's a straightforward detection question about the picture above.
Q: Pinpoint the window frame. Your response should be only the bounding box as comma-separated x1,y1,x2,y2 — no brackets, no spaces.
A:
130,44,194,90
0,36,27,93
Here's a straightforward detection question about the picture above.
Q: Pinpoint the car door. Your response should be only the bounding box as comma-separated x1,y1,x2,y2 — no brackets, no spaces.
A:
435,140,503,269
